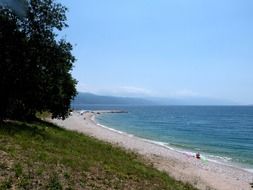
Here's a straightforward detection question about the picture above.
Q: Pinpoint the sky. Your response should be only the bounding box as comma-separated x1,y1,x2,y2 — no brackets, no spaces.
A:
59,0,253,104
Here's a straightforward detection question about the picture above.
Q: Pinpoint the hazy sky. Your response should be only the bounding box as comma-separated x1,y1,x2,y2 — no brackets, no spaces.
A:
60,0,253,104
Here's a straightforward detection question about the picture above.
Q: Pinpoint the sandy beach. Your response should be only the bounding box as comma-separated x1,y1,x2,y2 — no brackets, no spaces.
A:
51,111,253,190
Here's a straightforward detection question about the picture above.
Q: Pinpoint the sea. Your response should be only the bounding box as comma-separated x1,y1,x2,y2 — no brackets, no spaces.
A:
73,105,253,172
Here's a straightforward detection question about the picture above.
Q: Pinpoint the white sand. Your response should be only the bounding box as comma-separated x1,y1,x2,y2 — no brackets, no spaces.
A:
50,111,253,190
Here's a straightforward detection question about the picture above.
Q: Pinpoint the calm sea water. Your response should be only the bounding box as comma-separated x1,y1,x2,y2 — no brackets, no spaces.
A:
75,105,253,171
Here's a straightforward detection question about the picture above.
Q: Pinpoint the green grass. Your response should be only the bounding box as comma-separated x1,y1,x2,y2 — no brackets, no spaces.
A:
0,120,197,190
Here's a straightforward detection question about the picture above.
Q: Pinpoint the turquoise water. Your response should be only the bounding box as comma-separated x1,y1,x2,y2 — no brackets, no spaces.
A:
78,105,253,171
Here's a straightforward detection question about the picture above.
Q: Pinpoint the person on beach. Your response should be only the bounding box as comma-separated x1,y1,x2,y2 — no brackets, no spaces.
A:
196,152,200,159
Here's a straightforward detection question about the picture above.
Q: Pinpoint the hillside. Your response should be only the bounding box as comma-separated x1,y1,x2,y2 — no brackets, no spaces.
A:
72,93,237,108
0,120,196,190
72,92,154,106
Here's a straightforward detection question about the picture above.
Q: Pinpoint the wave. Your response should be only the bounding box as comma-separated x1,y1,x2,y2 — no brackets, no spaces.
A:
97,123,124,134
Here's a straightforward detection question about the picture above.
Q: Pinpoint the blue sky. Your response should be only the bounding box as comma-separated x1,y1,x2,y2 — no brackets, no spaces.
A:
60,0,253,104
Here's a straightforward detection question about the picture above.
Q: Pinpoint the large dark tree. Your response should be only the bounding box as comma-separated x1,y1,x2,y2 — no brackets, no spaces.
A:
0,0,77,120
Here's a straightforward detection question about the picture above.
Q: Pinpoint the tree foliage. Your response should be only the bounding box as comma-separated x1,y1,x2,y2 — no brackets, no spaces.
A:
0,0,77,120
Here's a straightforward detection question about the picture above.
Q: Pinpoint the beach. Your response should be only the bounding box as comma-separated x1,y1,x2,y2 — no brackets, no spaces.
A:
51,111,253,190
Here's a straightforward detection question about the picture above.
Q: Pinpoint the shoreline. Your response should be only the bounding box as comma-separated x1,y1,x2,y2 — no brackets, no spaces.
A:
51,111,253,190
95,113,253,174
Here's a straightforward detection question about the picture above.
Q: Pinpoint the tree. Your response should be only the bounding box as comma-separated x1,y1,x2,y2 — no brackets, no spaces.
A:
0,0,77,120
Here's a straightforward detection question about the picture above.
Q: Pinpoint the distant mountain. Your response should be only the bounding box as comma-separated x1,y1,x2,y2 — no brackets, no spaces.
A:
72,92,155,106
72,92,238,108
148,97,237,106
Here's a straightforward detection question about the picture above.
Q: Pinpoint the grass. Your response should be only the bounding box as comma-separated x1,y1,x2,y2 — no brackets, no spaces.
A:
0,120,197,190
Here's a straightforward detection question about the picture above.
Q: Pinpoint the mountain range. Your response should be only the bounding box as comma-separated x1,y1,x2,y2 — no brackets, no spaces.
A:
72,92,237,107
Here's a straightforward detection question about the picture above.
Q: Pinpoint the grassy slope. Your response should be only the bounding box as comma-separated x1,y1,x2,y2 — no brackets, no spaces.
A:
0,120,197,190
